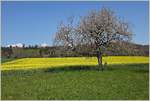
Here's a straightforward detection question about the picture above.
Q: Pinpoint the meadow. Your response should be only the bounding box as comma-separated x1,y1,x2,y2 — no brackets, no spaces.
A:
1,56,149,100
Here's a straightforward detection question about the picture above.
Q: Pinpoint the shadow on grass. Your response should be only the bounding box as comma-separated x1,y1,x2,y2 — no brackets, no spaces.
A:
44,63,149,73
44,65,100,73
2,63,149,77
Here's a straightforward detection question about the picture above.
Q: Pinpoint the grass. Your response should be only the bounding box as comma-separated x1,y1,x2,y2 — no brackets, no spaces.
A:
1,58,16,63
1,56,149,100
2,56,149,70
1,63,149,100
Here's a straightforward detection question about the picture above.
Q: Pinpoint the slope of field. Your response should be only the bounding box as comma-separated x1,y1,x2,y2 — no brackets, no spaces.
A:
2,56,149,70
1,58,16,63
2,64,149,100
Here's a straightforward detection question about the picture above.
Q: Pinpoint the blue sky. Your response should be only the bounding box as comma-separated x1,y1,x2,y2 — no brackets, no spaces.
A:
2,1,149,46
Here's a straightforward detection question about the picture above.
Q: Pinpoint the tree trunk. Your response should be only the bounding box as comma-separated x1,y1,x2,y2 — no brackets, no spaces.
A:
97,51,103,70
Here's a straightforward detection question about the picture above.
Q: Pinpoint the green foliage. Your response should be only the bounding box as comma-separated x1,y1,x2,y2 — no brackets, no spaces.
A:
12,48,40,58
1,64,149,100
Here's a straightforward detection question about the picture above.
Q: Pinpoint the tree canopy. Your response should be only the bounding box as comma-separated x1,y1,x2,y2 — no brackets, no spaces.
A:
54,8,132,67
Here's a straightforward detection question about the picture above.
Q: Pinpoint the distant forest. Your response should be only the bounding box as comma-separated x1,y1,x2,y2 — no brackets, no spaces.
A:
1,42,149,58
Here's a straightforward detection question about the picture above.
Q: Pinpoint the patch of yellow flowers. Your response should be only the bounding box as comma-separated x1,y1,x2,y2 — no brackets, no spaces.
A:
1,56,149,71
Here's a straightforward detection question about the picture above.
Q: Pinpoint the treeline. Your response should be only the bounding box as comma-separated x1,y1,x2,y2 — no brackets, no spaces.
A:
1,42,149,58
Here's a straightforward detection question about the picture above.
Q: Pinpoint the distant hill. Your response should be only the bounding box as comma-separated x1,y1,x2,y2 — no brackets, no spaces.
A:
104,42,149,56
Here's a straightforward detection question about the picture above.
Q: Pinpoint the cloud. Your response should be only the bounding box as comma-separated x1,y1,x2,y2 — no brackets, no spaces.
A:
40,43,48,47
7,43,23,48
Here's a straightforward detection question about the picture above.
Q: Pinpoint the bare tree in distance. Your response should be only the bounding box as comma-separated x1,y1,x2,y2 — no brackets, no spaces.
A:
53,16,76,51
77,8,132,68
53,16,78,53
54,8,132,69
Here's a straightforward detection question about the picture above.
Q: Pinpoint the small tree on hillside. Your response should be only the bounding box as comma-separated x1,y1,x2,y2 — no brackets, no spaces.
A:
77,8,132,67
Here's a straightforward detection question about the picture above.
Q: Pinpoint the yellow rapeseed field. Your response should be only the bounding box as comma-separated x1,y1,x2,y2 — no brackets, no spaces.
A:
1,56,149,71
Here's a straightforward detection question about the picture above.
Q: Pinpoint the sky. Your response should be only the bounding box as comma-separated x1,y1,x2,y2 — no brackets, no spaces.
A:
1,1,149,46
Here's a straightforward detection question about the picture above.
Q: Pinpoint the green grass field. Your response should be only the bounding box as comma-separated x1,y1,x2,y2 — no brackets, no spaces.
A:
1,58,16,63
1,56,149,100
